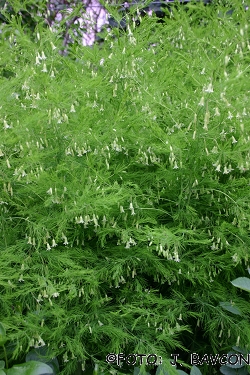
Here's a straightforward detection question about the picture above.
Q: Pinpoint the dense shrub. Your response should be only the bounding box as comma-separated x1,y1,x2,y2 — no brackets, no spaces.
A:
0,2,250,374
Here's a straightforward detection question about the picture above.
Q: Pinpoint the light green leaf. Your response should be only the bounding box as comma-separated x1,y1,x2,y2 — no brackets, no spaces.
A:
25,347,58,374
225,352,245,369
156,360,181,375
177,371,189,375
219,302,242,315
133,367,151,375
231,277,250,292
156,364,169,375
5,361,54,375
190,366,202,375
219,366,237,375
220,365,248,375
0,362,5,370
0,370,6,375
231,347,248,355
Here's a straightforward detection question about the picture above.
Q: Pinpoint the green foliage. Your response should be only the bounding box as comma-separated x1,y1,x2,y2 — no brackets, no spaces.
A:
154,363,202,375
5,362,54,375
218,274,250,375
1,1,250,375
219,346,250,375
0,1,48,33
0,322,55,375
231,278,250,293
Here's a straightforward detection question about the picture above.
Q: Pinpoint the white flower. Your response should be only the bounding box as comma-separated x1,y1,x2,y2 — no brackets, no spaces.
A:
198,96,204,106
3,120,11,129
225,55,230,65
232,136,237,144
232,253,240,263
237,164,246,172
75,216,84,224
36,294,43,303
129,36,136,45
214,107,220,116
93,214,99,227
215,164,221,172
35,336,45,348
125,237,137,248
41,63,47,73
62,234,68,245
11,92,19,100
51,239,57,247
63,353,69,363
203,111,210,130
129,202,135,215
47,188,53,195
173,250,180,262
41,51,46,60
204,83,213,93
35,54,41,65
50,42,56,50
62,114,68,123
22,81,29,90
70,104,76,113
173,160,178,169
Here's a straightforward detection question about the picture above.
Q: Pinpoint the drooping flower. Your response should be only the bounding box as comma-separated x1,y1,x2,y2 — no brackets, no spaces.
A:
204,83,213,93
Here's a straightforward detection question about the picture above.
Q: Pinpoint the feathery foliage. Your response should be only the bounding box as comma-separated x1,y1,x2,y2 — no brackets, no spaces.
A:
0,1,250,374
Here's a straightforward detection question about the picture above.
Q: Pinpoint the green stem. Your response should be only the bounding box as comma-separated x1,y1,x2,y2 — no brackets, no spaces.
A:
3,345,8,369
